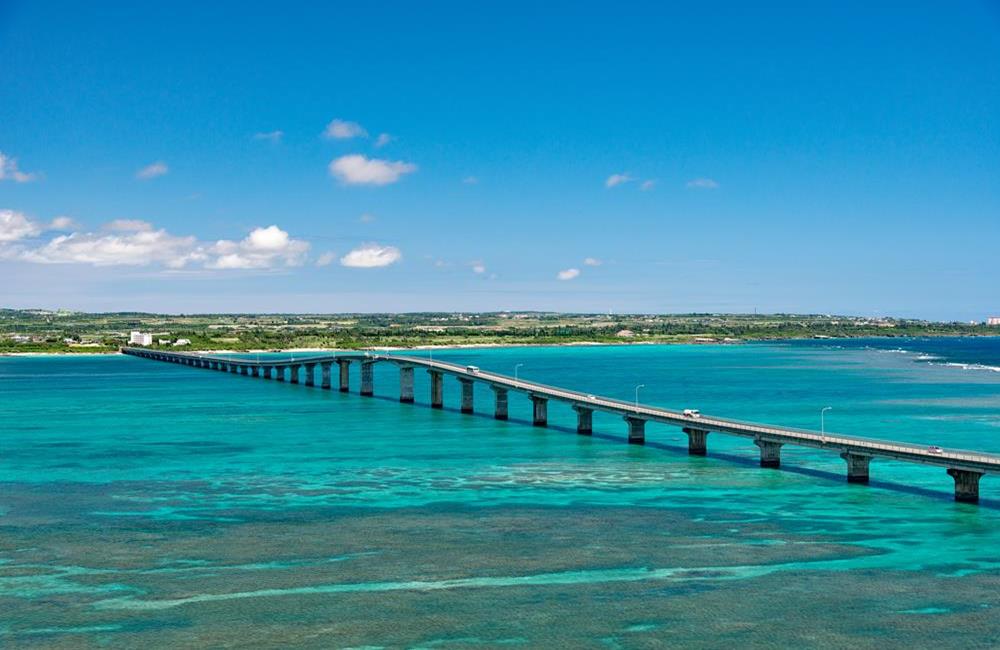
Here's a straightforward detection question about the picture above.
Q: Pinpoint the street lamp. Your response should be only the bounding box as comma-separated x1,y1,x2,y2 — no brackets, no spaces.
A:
635,384,645,409
515,363,524,383
821,406,832,444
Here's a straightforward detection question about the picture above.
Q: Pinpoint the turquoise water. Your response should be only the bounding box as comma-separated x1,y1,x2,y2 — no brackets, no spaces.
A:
2,341,1000,647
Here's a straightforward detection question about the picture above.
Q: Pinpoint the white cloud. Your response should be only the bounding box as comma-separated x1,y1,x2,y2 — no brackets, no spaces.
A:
253,130,284,143
557,268,580,281
207,225,310,269
324,119,368,140
49,216,78,231
340,243,401,268
640,180,656,191
0,152,37,183
605,173,633,188
0,209,42,242
374,133,393,148
472,263,486,274
686,177,719,189
462,176,479,185
105,219,154,232
21,228,199,267
359,213,377,223
0,211,79,244
316,251,337,267
136,161,168,180
583,257,602,267
329,154,417,186
6,220,310,271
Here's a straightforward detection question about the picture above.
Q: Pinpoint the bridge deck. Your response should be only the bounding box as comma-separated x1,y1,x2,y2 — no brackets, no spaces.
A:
121,348,1000,501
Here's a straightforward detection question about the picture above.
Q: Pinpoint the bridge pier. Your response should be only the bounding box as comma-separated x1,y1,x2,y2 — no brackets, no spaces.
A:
251,366,259,378
290,364,302,384
429,370,443,408
624,416,646,444
229,364,238,374
399,366,415,403
263,366,273,379
754,437,783,468
573,406,593,435
360,361,374,396
531,395,548,427
304,363,316,387
492,386,508,420
459,378,474,414
275,366,285,381
321,362,332,389
841,452,872,484
338,359,350,392
947,468,983,504
683,427,709,456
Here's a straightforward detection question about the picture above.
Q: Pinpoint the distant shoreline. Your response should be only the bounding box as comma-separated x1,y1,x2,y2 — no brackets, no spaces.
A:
3,333,998,357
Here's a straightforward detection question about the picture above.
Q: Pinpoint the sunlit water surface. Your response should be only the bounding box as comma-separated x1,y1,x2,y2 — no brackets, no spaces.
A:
2,339,1000,647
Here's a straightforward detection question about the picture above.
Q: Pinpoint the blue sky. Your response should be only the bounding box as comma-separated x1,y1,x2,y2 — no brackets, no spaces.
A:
1,1,998,319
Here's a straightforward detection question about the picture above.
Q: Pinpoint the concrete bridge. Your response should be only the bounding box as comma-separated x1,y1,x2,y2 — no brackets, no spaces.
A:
122,347,1000,504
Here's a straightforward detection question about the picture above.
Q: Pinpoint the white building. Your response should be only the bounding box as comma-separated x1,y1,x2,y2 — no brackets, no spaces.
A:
173,338,191,346
988,317,1000,326
129,331,153,346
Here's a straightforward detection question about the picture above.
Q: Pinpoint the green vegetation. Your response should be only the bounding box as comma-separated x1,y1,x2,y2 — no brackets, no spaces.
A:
1,309,996,354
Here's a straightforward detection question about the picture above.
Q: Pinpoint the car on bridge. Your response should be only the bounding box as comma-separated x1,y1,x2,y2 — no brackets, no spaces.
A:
683,409,701,418
466,365,480,374
927,445,944,455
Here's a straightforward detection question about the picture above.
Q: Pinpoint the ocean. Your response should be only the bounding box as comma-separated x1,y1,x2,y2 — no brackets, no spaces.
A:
2,338,1000,647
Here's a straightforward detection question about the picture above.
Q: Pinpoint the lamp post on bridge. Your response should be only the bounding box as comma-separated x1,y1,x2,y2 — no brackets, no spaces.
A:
634,384,645,409
821,406,832,445
514,363,523,386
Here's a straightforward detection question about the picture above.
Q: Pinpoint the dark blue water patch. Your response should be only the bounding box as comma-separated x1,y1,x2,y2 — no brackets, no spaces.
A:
786,336,1000,370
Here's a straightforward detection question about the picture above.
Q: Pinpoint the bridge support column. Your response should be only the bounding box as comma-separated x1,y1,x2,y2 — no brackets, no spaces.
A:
229,364,238,374
275,366,285,381
754,437,783,468
841,452,871,484
289,364,301,384
263,366,273,379
492,387,508,420
429,371,443,408
531,395,548,427
573,406,593,435
684,427,709,456
304,363,316,387
399,366,415,403
338,360,350,392
321,363,332,390
360,362,374,396
947,468,983,504
251,366,259,378
625,416,646,444
459,378,474,414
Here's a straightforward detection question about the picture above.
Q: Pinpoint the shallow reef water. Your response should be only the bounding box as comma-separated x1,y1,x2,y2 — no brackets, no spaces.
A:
2,340,1000,647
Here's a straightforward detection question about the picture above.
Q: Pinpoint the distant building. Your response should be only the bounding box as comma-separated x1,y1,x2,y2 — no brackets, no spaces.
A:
173,338,191,346
129,331,153,346
988,317,1000,326
615,329,635,338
